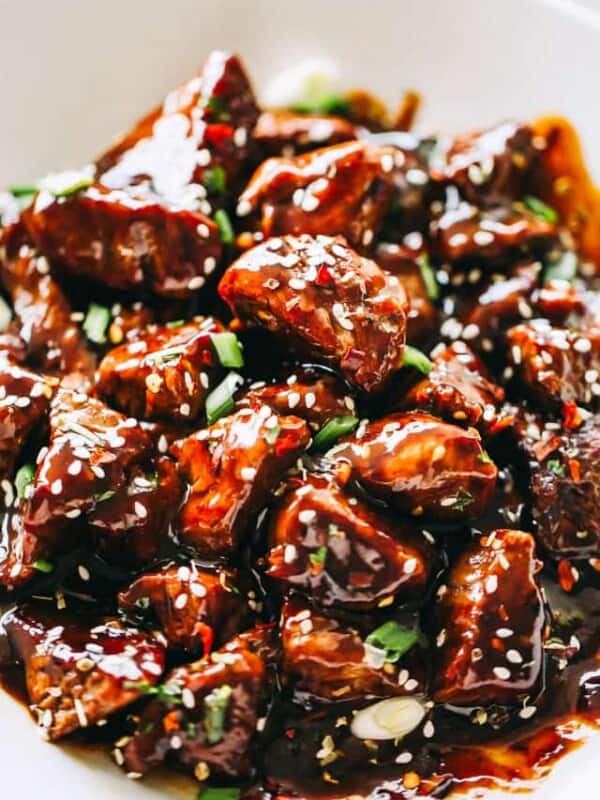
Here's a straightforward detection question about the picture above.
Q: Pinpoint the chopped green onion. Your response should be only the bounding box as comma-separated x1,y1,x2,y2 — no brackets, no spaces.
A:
123,680,183,705
166,319,185,329
365,621,418,663
0,296,12,332
33,559,54,574
522,195,558,225
309,545,327,567
94,490,116,503
206,96,230,122
41,168,94,198
477,451,494,465
15,463,35,499
311,416,359,451
546,459,566,477
206,372,243,425
214,209,235,244
449,488,473,512
543,251,578,283
204,684,232,744
416,253,439,301
210,332,244,369
402,345,432,375
293,94,351,117
204,166,227,195
83,303,111,344
198,789,241,800
8,184,38,198
263,423,281,446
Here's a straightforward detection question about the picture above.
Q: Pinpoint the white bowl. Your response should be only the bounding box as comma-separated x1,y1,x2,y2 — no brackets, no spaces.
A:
1,0,599,797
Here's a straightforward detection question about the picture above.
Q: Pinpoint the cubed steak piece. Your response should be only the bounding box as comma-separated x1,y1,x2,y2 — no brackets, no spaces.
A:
119,631,267,778
267,472,433,610
430,122,538,205
397,342,511,436
433,529,544,705
88,457,181,566
0,227,95,383
0,354,56,480
528,416,600,557
281,595,425,701
329,412,497,520
237,368,355,430
119,563,248,653
236,140,397,248
507,319,600,410
97,318,225,424
3,605,166,740
24,51,260,298
219,234,408,393
24,390,152,541
253,110,360,157
432,199,555,265
172,404,310,556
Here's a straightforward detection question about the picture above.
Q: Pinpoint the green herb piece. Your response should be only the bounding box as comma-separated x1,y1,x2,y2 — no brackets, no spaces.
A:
0,296,12,332
210,332,244,369
94,490,116,503
123,680,183,705
402,345,433,375
311,416,359,452
309,545,327,567
142,722,155,735
205,372,243,425
206,96,230,121
15,463,35,499
204,684,232,745
33,559,54,574
82,303,111,344
293,94,351,117
365,621,418,662
8,184,38,197
543,251,578,283
263,423,281,446
198,789,241,800
546,459,566,477
450,489,473,512
204,166,227,196
478,451,493,465
416,253,439,301
41,168,94,198
166,319,185,329
214,208,235,244
522,195,558,225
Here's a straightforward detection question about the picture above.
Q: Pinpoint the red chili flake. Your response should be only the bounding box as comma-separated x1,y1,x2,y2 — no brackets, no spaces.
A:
558,558,577,593
285,728,296,739
532,434,561,462
194,622,214,655
204,123,234,147
562,402,583,430
162,710,181,733
497,604,509,622
229,317,244,333
315,265,333,286
490,637,504,651
568,459,581,482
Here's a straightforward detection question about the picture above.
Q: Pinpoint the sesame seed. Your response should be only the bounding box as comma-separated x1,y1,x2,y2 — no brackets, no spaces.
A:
519,705,537,720
180,403,191,417
396,751,413,764
496,627,514,638
188,276,205,290
196,148,211,166
233,127,247,147
134,501,148,518
241,467,256,481
182,688,196,709
493,666,511,680
284,544,297,563
174,593,188,609
404,678,419,692
305,392,316,409
299,509,316,525
197,223,210,238
506,649,523,664
145,374,162,394
288,391,301,409
423,720,435,738
299,618,313,634
485,575,498,594
473,230,494,246
68,460,82,476
574,338,592,353
236,199,252,217
78,565,91,582
403,558,417,575
50,479,63,495
158,434,168,453
204,256,217,275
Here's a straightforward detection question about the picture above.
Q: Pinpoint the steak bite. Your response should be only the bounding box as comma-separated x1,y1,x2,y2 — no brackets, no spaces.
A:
280,595,425,701
87,457,181,567
430,122,538,205
527,416,600,557
236,140,397,248
3,605,166,740
267,472,433,610
118,563,248,654
171,403,310,557
433,529,545,705
119,631,268,778
0,354,56,481
237,369,355,431
219,234,409,393
24,390,152,541
0,228,95,383
506,319,600,411
253,109,360,157
24,51,260,298
330,412,497,520
97,318,225,424
397,342,511,436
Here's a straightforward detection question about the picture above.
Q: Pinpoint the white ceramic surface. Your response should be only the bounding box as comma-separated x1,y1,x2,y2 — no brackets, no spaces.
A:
0,0,599,797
